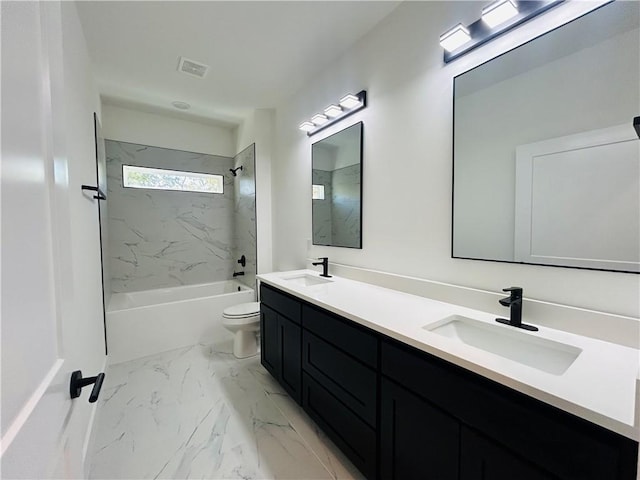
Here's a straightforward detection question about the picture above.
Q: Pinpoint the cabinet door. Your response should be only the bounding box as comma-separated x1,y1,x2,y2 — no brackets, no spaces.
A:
280,315,301,403
260,305,280,378
303,373,377,480
380,379,459,480
460,427,555,480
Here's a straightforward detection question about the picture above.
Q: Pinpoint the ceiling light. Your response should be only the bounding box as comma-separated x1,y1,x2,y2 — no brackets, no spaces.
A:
171,101,191,110
311,114,329,126
439,24,471,52
339,94,362,109
299,121,315,132
482,0,519,28
324,104,343,118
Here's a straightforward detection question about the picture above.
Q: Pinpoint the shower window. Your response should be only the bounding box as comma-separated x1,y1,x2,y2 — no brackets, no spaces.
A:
312,184,325,200
122,165,224,194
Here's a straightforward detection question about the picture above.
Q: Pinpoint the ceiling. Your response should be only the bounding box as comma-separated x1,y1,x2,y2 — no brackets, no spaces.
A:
76,1,401,127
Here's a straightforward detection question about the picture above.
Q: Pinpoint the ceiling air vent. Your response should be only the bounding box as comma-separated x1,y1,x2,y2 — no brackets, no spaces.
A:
177,57,209,79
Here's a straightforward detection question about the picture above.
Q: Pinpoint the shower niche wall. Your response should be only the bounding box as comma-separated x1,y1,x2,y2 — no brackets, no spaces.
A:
105,140,257,294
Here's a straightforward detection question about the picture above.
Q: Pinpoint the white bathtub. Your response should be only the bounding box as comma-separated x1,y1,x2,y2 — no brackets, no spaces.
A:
106,280,255,364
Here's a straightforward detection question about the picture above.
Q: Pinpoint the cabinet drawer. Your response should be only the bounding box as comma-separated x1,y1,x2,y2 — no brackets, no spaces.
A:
381,339,638,480
302,305,377,368
302,373,377,480
303,331,377,427
260,284,301,323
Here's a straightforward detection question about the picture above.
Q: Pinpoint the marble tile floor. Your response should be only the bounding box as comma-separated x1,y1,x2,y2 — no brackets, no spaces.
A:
88,343,365,480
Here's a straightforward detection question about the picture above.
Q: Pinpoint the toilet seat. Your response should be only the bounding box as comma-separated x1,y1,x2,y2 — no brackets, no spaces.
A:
223,302,260,319
222,302,261,358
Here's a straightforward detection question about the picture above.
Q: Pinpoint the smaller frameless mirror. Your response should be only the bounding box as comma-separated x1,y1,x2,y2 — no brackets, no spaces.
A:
312,122,363,249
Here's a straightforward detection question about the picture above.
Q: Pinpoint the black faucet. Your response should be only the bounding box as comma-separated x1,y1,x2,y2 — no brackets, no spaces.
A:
312,257,332,278
233,271,245,277
495,287,538,331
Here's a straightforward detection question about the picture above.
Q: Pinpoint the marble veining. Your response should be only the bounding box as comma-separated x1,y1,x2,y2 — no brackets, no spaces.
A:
89,345,362,479
106,140,237,293
312,165,360,248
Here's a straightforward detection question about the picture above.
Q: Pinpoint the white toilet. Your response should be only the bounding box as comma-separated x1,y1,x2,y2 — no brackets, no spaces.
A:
222,302,261,358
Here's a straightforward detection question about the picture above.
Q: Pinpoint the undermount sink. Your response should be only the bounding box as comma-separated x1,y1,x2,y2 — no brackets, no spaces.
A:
423,315,581,375
282,274,333,287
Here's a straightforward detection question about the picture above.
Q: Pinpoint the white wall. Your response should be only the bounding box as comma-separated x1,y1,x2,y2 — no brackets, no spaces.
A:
237,109,275,277
272,1,640,320
102,104,236,157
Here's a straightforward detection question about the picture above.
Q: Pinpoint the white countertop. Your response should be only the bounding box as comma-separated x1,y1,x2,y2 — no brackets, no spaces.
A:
257,269,640,441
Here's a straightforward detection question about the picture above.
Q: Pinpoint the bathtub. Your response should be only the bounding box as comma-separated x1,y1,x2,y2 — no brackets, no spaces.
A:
106,280,255,364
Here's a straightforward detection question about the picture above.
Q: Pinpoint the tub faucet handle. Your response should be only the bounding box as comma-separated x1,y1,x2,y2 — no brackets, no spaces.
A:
238,255,246,267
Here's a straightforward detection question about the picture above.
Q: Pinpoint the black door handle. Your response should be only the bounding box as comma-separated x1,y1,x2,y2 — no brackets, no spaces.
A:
70,370,105,403
81,184,107,200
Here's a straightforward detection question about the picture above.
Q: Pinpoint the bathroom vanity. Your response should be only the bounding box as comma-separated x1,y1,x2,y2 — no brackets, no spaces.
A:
258,271,638,480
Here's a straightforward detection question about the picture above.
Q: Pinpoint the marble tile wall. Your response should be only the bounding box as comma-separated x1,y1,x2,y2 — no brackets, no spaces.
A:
232,144,257,289
331,164,361,248
106,140,237,293
312,169,333,245
312,166,360,248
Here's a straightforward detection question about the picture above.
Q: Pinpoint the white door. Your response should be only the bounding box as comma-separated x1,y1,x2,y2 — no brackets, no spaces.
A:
1,2,106,477
514,124,640,272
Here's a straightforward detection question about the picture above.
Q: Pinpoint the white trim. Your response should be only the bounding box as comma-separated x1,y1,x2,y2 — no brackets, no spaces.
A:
514,124,639,272
0,359,64,456
82,355,109,475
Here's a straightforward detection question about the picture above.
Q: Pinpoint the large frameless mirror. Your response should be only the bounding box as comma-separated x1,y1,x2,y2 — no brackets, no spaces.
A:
312,122,363,249
452,1,639,273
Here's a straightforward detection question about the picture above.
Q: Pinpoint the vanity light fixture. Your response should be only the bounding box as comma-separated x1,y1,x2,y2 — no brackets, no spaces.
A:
324,104,343,118
311,113,329,126
298,90,367,136
482,0,519,28
299,121,315,132
441,0,563,63
339,94,362,110
439,24,472,52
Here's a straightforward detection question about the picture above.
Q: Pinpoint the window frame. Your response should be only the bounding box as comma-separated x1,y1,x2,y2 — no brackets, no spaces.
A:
121,164,225,194
312,184,325,200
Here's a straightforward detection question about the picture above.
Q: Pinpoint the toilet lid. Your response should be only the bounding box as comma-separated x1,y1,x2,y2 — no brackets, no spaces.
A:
223,302,261,318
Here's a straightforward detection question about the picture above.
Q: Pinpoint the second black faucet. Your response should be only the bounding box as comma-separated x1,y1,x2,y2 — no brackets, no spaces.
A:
312,257,332,278
495,286,538,331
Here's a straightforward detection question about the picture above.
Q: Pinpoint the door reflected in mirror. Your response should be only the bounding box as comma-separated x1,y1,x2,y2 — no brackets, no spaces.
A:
312,122,363,249
452,1,639,273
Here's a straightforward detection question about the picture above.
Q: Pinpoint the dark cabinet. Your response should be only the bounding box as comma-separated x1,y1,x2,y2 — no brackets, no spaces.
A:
260,285,302,403
380,378,459,480
259,283,638,480
381,339,638,480
302,373,377,479
460,427,555,480
280,315,301,400
301,305,379,479
260,304,279,376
